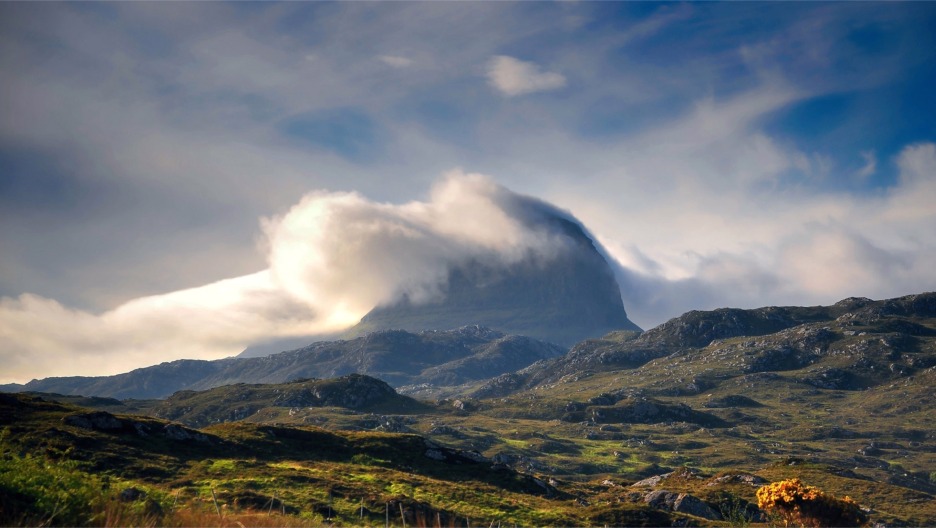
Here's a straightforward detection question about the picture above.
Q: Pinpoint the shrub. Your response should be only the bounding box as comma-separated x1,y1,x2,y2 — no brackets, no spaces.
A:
756,478,868,527
0,451,105,525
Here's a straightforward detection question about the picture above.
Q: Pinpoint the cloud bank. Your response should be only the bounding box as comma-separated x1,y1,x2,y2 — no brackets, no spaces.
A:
601,142,936,328
0,172,579,383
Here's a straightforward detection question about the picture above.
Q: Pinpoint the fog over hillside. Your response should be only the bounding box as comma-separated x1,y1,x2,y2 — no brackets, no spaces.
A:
0,174,636,382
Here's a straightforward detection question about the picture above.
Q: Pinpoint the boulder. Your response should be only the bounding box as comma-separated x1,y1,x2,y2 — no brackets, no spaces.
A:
673,493,721,520
644,490,721,521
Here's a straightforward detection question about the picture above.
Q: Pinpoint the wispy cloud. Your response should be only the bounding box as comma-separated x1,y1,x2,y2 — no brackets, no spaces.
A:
855,150,877,181
486,55,567,96
378,55,414,68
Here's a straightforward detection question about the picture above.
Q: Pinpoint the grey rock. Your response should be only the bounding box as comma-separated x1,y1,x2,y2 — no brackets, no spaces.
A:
632,473,672,487
644,490,679,509
673,493,721,520
708,473,766,486
644,490,721,521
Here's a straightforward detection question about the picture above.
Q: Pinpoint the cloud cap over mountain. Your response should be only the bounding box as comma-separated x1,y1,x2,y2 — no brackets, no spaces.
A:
0,173,632,382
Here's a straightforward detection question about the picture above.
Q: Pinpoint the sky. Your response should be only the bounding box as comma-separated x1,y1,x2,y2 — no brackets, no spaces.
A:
2,2,936,384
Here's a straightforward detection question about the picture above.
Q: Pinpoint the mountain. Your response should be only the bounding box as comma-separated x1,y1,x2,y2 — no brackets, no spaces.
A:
473,292,936,395
237,334,338,359
348,214,640,346
10,326,564,399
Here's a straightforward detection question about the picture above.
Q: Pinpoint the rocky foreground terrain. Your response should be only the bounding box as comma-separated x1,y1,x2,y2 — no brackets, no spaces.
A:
2,292,934,526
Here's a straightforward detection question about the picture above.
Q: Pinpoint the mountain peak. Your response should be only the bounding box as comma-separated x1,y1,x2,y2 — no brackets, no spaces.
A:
349,215,639,346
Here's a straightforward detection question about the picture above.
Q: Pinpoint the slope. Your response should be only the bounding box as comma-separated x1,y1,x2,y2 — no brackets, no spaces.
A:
12,327,564,399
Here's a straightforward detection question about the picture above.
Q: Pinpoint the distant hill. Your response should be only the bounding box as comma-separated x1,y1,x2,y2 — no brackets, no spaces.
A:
10,326,563,399
473,291,936,397
150,374,430,428
347,213,640,346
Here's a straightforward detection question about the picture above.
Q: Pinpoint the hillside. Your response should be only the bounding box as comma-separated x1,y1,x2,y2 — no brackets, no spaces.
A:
13,326,563,399
0,393,586,527
149,374,431,428
3,292,935,526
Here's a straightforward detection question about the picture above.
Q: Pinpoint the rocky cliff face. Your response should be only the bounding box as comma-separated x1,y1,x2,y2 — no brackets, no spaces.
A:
350,215,640,346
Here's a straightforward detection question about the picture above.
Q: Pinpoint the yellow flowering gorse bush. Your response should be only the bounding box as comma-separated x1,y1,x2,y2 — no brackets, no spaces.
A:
756,479,867,527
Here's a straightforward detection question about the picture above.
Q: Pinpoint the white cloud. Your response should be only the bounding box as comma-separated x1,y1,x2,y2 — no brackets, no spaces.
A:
595,141,936,327
0,172,579,383
0,273,310,383
486,55,567,96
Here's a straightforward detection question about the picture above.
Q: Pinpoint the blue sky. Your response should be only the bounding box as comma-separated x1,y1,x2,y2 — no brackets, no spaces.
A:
2,2,936,382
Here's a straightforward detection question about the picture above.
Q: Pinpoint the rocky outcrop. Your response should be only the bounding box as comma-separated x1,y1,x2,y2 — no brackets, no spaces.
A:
62,410,210,443
273,374,397,409
643,490,722,520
